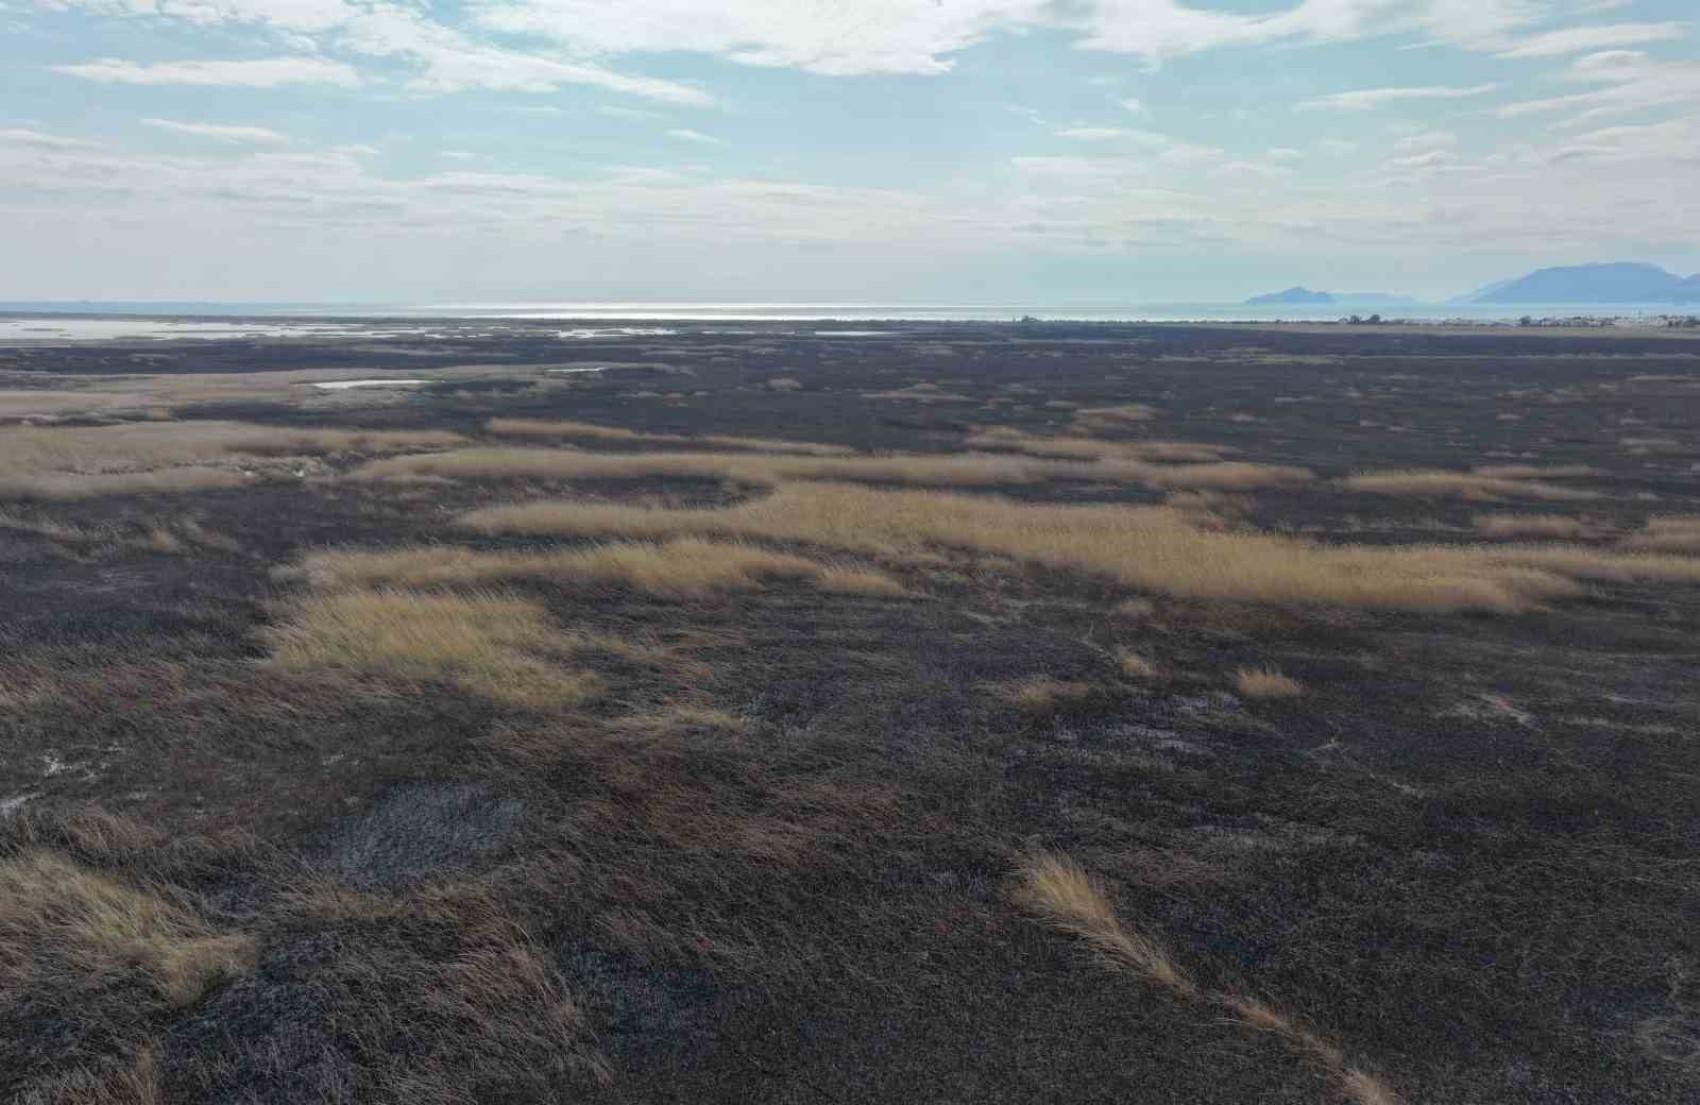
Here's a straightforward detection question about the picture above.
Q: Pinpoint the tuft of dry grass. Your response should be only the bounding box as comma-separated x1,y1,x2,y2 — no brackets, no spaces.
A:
263,588,602,707
816,565,909,596
1622,516,1700,554
1344,469,1599,501
1235,667,1303,699
458,482,1595,613
1015,851,1401,1105
1009,677,1100,717
0,850,257,1006
1473,514,1591,540
1014,852,1196,995
227,427,468,456
1072,403,1158,427
1116,648,1159,680
485,417,849,455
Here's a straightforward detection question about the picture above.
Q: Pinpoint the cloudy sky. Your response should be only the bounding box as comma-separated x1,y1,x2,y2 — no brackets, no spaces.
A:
2,0,1697,303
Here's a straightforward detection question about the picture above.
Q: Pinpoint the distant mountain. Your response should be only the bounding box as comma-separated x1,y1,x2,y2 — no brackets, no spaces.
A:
1245,286,1334,305
1244,287,1419,307
1473,262,1700,304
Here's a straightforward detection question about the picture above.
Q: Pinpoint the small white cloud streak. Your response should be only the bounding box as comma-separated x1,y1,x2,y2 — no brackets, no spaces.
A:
1495,21,1684,59
142,118,289,143
666,128,723,144
1302,83,1499,110
54,57,360,87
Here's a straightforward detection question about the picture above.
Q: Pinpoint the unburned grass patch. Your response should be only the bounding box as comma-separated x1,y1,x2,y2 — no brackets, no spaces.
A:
1473,514,1594,540
1622,516,1700,555
1235,667,1303,699
458,482,1600,613
353,444,1310,493
262,588,602,708
0,849,256,1006
1343,469,1600,502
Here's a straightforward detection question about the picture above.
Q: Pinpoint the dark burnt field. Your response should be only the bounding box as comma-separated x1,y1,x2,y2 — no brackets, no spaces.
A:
3,321,1700,1104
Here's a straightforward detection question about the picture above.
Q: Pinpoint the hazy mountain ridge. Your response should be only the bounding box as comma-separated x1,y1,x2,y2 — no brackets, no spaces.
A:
1248,262,1700,309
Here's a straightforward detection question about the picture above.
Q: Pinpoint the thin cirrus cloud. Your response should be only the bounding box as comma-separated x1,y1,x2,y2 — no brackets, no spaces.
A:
1494,22,1685,60
666,128,724,145
141,118,289,143
53,57,361,87
1301,83,1499,111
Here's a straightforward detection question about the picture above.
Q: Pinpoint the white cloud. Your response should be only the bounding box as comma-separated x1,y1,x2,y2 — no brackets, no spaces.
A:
1302,83,1498,110
1119,98,1142,113
54,57,360,87
1495,21,1684,59
0,127,92,148
142,118,289,143
1056,126,1144,141
1499,50,1700,122
666,128,723,144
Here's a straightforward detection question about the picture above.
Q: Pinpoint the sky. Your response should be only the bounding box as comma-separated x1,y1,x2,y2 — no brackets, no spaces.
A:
1,0,1697,304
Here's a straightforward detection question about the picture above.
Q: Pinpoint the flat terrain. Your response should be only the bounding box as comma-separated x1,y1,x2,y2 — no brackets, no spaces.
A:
3,321,1700,1103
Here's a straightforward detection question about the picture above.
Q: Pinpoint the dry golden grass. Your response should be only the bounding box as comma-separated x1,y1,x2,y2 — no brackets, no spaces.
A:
227,427,467,456
0,419,468,500
1471,464,1599,480
1072,403,1157,426
292,538,906,600
1015,852,1400,1105
864,383,974,402
356,444,1310,493
1010,677,1099,717
1343,469,1600,501
263,588,602,707
0,850,256,1006
1622,516,1700,554
1015,853,1196,995
816,565,909,596
459,482,1592,613
1116,648,1158,680
1473,514,1591,540
485,417,850,455
1235,667,1303,699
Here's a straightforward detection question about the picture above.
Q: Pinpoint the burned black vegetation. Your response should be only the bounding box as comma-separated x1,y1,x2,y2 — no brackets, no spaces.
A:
2,321,1699,1104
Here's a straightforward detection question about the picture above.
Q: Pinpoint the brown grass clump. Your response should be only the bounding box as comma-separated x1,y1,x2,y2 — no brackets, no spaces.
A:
263,588,601,708
1072,403,1157,427
1473,514,1591,540
1116,648,1158,680
485,417,849,455
1010,677,1099,717
0,467,254,501
459,482,1585,613
1621,516,1700,554
1343,469,1600,501
1015,852,1401,1105
1235,667,1303,699
0,850,256,1006
816,565,909,596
